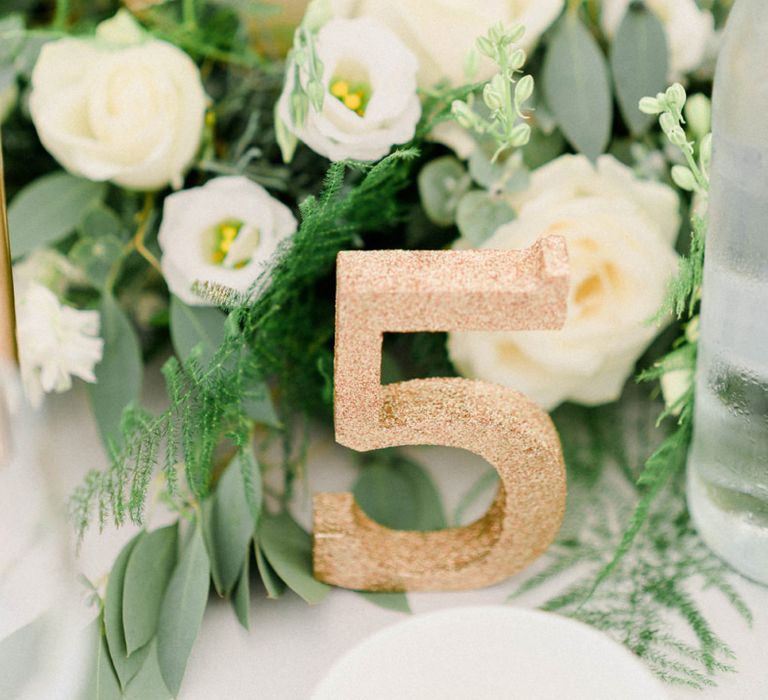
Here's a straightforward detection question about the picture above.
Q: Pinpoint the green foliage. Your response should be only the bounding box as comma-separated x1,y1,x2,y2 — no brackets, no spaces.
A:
611,4,669,135
169,295,227,366
8,173,106,258
81,617,123,700
510,398,751,690
353,450,447,531
658,213,706,321
418,156,470,227
88,294,143,451
455,190,515,247
543,12,612,160
157,520,211,697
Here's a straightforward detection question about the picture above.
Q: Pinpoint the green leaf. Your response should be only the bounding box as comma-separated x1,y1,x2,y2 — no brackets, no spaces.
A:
353,453,447,531
255,543,286,599
259,512,330,605
8,173,105,258
124,641,171,700
543,13,612,160
80,204,127,240
69,235,124,290
611,4,669,135
202,453,260,596
104,532,151,689
356,591,411,613
455,191,515,248
80,616,123,700
468,147,529,193
0,615,47,698
88,294,143,448
169,295,227,366
232,550,251,630
417,156,470,227
242,382,280,428
123,524,178,655
157,520,211,698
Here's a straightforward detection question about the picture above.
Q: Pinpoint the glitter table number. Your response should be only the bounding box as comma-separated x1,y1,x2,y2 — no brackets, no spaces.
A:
313,237,570,591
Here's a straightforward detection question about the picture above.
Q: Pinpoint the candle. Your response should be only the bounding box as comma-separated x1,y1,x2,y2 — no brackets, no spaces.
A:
686,0,768,584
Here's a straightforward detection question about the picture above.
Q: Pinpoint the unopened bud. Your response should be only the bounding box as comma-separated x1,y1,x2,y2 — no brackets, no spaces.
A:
659,112,677,135
671,165,697,192
451,100,476,129
508,47,526,70
515,75,534,106
666,83,687,111
509,122,531,147
685,93,711,138
639,96,662,115
699,132,713,174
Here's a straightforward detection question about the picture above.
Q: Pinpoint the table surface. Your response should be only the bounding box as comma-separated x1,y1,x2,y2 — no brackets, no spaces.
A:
40,382,768,700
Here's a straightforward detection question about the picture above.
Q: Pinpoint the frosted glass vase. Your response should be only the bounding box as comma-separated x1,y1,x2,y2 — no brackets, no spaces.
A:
686,0,768,585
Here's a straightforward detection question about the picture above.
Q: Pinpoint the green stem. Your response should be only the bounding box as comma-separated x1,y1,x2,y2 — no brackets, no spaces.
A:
182,0,198,30
52,0,69,29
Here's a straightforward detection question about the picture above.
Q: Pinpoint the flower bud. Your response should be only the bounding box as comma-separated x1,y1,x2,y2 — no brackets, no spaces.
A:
290,89,309,127
307,79,325,112
638,96,662,115
508,122,531,147
507,23,526,44
671,165,697,192
483,83,502,111
685,93,711,138
476,36,496,59
665,83,687,111
699,132,713,174
515,75,534,106
451,100,476,129
508,48,526,70
668,126,689,147
659,112,678,135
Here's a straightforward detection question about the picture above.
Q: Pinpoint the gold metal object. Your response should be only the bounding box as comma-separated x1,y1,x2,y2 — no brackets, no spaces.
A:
314,237,570,591
0,132,17,364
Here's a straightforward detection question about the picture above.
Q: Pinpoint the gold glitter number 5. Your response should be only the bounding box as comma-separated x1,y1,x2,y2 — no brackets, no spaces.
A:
313,237,570,591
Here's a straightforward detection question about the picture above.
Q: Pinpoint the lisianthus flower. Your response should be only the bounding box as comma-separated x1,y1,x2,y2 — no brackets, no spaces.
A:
277,17,421,162
158,176,297,306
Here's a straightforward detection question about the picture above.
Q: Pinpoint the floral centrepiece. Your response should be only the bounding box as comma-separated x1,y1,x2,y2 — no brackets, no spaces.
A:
0,0,750,696
29,11,207,190
449,154,680,410
158,176,297,305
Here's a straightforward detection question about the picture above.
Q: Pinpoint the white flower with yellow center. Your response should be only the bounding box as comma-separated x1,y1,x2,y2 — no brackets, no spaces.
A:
14,283,104,408
158,176,297,306
277,17,421,162
601,0,714,79
29,10,207,190
448,154,680,411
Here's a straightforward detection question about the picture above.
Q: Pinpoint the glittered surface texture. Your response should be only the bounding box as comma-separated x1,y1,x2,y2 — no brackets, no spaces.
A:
314,237,569,591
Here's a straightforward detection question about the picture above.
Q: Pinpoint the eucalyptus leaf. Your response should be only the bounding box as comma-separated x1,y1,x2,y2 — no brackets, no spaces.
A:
169,295,227,366
523,127,567,170
543,13,612,160
455,191,515,248
88,294,143,448
255,543,286,599
353,452,447,531
123,524,178,656
259,512,330,605
468,147,529,194
124,642,171,700
202,453,260,596
8,173,106,258
417,156,471,227
80,617,123,700
157,520,211,698
0,616,47,698
80,204,126,240
242,381,280,428
611,4,668,135
69,235,123,290
232,550,251,630
104,532,150,689
356,591,411,613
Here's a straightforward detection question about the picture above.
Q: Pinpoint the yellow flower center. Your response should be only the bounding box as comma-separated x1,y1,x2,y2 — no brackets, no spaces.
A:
209,218,257,269
329,78,371,117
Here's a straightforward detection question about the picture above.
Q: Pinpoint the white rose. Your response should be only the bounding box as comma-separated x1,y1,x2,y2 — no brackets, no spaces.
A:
277,17,421,161
158,176,297,306
601,0,714,79
332,0,564,88
29,10,207,191
448,155,680,411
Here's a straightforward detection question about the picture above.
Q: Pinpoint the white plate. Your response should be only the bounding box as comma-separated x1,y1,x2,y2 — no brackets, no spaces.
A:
311,605,668,700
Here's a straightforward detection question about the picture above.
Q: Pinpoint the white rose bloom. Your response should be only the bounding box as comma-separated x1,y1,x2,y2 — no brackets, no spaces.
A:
277,17,421,162
158,176,297,306
29,10,207,191
601,0,715,79
332,0,564,88
448,155,680,411
15,284,104,408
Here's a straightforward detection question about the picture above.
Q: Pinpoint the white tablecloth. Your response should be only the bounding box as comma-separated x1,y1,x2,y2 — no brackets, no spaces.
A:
42,381,768,700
